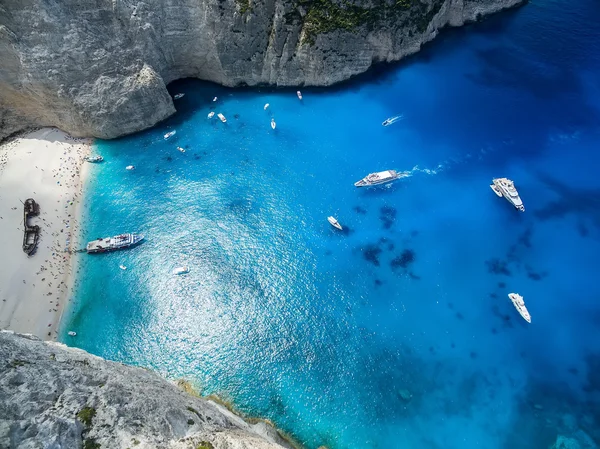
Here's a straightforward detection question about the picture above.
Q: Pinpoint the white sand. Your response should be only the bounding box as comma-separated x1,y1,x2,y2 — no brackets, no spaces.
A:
0,128,90,340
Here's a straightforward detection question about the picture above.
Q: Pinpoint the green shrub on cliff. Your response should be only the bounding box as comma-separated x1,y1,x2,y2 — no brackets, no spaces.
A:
297,0,443,44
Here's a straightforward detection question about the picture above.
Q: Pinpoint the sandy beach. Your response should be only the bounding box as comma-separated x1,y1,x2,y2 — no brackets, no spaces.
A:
0,128,90,340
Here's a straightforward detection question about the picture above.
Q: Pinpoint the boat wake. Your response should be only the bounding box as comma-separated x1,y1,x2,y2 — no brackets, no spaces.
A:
382,115,404,126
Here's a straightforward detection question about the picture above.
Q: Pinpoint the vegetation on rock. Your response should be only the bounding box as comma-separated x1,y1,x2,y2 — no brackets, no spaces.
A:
295,0,445,45
77,407,96,427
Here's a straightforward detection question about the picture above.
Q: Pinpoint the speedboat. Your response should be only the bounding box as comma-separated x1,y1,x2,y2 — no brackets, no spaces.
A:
271,118,276,129
173,266,190,275
508,293,531,323
213,96,218,102
217,113,227,123
491,178,525,211
297,91,303,100
126,165,135,170
327,216,342,230
164,130,176,140
86,155,103,163
173,93,185,100
382,115,403,126
354,170,402,187
208,111,215,119
119,265,127,270
264,103,270,110
67,331,77,336
177,147,186,153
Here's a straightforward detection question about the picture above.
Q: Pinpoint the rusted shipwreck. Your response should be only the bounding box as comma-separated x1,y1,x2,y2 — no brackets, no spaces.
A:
23,198,40,255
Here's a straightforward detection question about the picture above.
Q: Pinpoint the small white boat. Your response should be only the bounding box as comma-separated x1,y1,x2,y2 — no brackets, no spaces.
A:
217,113,227,123
213,96,218,102
382,115,403,126
164,130,176,140
67,331,77,337
297,91,303,100
86,155,103,163
126,165,135,171
174,93,185,100
271,118,276,130
327,216,342,231
177,147,186,153
173,266,190,275
508,293,531,323
208,111,215,119
119,265,127,270
264,103,270,110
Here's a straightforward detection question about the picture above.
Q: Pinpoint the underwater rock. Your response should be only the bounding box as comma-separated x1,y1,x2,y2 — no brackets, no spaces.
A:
398,389,412,402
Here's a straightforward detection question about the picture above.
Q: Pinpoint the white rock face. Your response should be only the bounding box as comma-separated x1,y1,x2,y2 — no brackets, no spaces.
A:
0,331,292,449
0,0,523,139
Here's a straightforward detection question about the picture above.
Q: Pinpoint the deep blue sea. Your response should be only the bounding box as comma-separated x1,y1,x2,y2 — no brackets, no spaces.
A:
61,1,600,447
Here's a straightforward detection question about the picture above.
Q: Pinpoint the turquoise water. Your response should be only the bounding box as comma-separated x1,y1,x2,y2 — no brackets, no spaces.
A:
62,1,600,448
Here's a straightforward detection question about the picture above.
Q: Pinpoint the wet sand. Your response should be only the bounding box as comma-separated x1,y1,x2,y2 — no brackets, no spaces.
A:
0,128,90,340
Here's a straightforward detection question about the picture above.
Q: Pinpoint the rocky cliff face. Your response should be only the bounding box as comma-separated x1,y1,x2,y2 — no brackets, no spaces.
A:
0,331,292,449
0,0,523,139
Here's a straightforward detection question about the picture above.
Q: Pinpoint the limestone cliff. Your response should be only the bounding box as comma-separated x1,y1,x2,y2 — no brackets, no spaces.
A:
0,331,293,449
0,0,523,139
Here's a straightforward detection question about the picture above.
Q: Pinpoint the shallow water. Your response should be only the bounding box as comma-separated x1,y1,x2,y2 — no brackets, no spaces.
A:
62,1,600,447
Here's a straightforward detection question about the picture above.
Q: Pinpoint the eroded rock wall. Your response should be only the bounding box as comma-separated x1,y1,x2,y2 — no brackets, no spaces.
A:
0,331,292,449
0,0,524,139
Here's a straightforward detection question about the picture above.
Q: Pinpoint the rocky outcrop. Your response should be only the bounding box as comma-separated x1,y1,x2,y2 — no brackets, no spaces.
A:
0,331,292,449
0,0,523,139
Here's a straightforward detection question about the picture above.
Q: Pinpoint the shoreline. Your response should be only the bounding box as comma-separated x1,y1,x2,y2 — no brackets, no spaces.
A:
0,128,90,340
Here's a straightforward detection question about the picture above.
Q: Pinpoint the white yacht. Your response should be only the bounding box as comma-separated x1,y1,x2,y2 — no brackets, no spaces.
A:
126,165,135,171
86,155,103,163
217,113,227,123
508,293,531,323
264,103,270,110
354,170,402,187
173,266,190,275
491,178,525,211
271,118,276,129
173,93,185,100
164,130,176,140
86,233,144,254
67,331,77,336
327,216,342,230
177,147,186,153
213,96,218,102
297,91,303,100
207,111,215,119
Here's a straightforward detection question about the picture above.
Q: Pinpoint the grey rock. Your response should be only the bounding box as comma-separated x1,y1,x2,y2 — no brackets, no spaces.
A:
0,0,524,140
0,330,292,449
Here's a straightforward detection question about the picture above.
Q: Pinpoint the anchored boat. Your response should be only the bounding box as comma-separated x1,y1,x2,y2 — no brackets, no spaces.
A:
173,266,190,275
297,91,303,100
173,93,185,100
217,113,227,123
354,170,402,187
271,118,276,130
208,111,215,119
327,216,342,230
508,293,531,323
86,233,144,254
164,130,176,140
86,155,103,163
490,178,525,211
